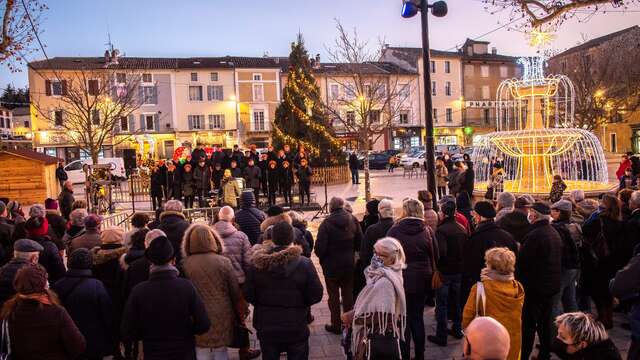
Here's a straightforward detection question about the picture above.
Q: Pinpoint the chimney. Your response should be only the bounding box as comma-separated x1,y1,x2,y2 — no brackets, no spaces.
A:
110,49,120,64
275,57,280,64
491,47,497,55
315,54,320,64
313,54,321,69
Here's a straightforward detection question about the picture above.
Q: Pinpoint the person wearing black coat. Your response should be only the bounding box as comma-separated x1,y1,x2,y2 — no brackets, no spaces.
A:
150,166,164,211
386,198,438,360
53,249,114,360
211,162,224,191
235,192,267,246
497,198,532,244
550,200,581,315
121,235,210,360
181,164,195,209
279,161,294,206
0,202,14,266
166,163,182,200
58,181,75,220
518,202,563,360
157,204,190,274
45,208,67,252
193,158,212,208
259,154,269,197
231,145,245,168
315,198,362,334
0,239,41,306
296,159,312,206
266,161,279,206
56,161,68,189
462,157,475,196
244,159,262,202
348,153,359,185
25,217,66,284
190,144,207,167
244,222,323,360
230,160,243,178
359,199,395,267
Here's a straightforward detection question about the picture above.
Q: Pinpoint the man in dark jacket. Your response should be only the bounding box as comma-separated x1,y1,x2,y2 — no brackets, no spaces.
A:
56,161,68,189
193,157,211,208
611,237,640,360
190,143,207,167
244,221,323,359
58,180,75,220
25,216,66,283
121,235,210,360
315,197,362,334
348,153,359,184
44,198,66,251
518,201,563,360
243,158,262,202
550,199,581,315
158,200,190,273
497,195,532,244
235,192,266,246
462,200,518,303
0,201,14,266
231,144,245,168
429,200,468,346
0,239,42,305
360,199,395,267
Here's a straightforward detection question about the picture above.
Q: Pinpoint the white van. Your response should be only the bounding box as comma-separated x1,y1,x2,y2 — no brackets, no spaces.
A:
64,158,126,184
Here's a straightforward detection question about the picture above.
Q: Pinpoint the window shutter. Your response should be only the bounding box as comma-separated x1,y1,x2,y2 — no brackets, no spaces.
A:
128,114,135,132
208,115,213,130
217,86,224,100
188,115,193,130
221,115,225,129
45,80,51,96
114,117,121,133
61,80,68,95
139,114,145,131
154,114,160,131
138,87,144,103
207,86,213,101
152,86,158,104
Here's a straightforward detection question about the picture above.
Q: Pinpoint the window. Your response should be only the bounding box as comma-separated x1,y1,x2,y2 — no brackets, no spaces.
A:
433,108,438,123
253,73,262,81
23,120,29,127
480,65,490,78
345,84,356,100
346,111,356,126
430,61,436,73
145,115,155,131
253,84,264,101
142,73,152,83
188,115,204,130
363,84,371,98
399,83,410,100
88,79,100,96
483,108,491,125
369,110,380,124
464,64,474,77
375,84,386,99
610,133,617,153
445,81,452,96
210,72,219,81
190,72,198,81
54,110,63,126
116,73,126,83
208,114,225,129
481,85,490,100
446,108,453,123
253,110,265,131
207,85,224,101
91,109,100,125
51,81,63,96
445,61,451,74
330,84,340,99
189,86,203,101
411,137,419,147
399,111,409,125
141,86,157,104
431,81,436,96
499,66,508,78
119,116,128,132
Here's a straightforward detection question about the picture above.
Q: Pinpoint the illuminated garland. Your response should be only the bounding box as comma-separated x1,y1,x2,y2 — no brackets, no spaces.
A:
273,122,320,155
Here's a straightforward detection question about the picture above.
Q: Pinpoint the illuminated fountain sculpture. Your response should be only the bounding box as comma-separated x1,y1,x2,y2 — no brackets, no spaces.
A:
472,57,611,195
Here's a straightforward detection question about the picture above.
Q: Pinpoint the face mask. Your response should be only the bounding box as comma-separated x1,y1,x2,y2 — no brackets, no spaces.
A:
551,337,570,356
370,254,384,270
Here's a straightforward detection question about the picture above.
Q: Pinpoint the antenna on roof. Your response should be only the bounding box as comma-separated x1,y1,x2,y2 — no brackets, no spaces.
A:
105,32,114,53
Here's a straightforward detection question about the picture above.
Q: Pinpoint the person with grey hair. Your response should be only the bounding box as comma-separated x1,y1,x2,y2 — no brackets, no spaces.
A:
519,201,563,360
359,199,395,271
570,189,598,224
315,196,363,334
387,197,438,360
0,239,42,305
552,312,621,359
158,199,189,273
495,192,515,221
10,204,48,242
63,208,89,245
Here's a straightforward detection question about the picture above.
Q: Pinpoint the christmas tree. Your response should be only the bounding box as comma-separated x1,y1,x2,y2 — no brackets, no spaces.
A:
273,34,342,163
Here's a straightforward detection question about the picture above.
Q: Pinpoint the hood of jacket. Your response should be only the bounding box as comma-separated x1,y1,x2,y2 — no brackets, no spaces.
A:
260,213,292,232
213,220,238,238
324,209,355,229
394,217,427,236
119,249,146,270
159,211,188,233
240,192,256,208
92,244,126,266
251,242,302,275
482,279,525,312
499,210,529,229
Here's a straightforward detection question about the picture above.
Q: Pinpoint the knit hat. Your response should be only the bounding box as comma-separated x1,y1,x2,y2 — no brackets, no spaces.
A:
532,201,551,215
441,200,457,218
514,196,534,209
272,221,294,246
473,200,497,218
101,227,124,244
218,206,235,222
44,198,58,210
551,199,573,212
84,214,102,229
267,205,284,217
68,248,93,270
14,264,48,295
25,216,49,238
145,235,174,265
496,192,515,209
29,204,46,219
366,199,380,216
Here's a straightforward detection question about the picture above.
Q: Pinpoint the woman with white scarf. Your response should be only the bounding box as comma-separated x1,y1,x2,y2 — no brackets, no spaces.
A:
342,237,407,360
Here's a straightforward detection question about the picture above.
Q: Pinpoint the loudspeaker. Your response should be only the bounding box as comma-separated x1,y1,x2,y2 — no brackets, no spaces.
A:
123,149,137,170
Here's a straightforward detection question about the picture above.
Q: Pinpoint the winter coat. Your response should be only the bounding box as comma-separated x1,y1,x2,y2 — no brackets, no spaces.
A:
360,217,395,267
58,187,75,220
0,258,29,305
293,220,314,257
549,180,567,203
91,243,126,309
348,154,359,170
267,167,279,192
45,210,67,251
52,269,114,358
552,219,581,270
244,243,323,343
448,168,462,194
463,161,475,195
436,164,448,187
0,217,14,265
553,339,621,360
582,214,625,297
517,219,563,296
166,169,182,199
235,192,267,246
68,228,101,254
213,221,252,284
211,168,224,190
462,279,525,360
181,170,195,197
121,267,210,360
497,210,531,244
150,170,164,197
387,217,438,294
221,178,241,208
624,209,640,263
612,251,640,339
463,220,518,284
193,164,212,192
29,234,66,284
315,208,363,277
435,216,468,275
120,256,150,306
360,214,379,234
279,166,294,189
158,211,190,271
183,250,242,348
619,174,638,190
259,213,311,256
230,167,243,179
296,165,312,184
243,165,262,189
56,166,68,182
8,299,86,360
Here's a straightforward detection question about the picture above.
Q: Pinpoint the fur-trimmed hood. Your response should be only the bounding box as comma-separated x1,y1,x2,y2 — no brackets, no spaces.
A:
251,242,302,273
119,249,145,271
160,210,186,221
92,245,126,266
260,213,292,232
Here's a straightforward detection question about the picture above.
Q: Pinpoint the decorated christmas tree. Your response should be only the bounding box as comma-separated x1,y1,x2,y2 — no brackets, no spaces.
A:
273,34,342,164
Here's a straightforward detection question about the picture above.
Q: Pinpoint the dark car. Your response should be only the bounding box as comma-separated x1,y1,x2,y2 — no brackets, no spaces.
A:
358,153,390,170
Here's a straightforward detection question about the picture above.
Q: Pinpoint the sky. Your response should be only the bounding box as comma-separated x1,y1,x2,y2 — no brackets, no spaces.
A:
1,0,639,89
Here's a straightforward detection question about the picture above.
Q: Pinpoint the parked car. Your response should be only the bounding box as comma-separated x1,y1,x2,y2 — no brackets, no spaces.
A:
358,152,391,170
400,150,426,168
64,157,127,184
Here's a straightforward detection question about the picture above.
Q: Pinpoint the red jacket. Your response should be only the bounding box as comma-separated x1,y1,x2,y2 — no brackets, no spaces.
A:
616,159,631,179
455,211,471,235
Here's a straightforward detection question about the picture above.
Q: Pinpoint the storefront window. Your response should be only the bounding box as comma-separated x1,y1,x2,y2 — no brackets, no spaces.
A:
44,148,56,157
411,137,419,147
394,138,401,150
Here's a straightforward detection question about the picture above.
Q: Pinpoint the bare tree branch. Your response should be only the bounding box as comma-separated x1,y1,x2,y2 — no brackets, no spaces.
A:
0,0,46,71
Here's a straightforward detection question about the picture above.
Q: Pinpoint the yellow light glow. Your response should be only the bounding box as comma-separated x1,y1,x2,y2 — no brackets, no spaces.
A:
229,94,236,101
528,29,555,48
595,90,605,98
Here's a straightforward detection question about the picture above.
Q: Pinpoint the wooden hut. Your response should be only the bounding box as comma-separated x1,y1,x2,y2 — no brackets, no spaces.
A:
0,149,62,205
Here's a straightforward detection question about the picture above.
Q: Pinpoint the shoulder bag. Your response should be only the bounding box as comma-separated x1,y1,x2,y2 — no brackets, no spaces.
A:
364,331,401,360
428,227,443,290
475,281,486,317
0,319,11,360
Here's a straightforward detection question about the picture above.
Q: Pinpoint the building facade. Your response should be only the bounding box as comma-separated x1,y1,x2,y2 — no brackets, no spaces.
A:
10,107,31,138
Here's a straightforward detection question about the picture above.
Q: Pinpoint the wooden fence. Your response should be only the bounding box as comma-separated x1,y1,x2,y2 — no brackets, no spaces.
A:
311,165,350,186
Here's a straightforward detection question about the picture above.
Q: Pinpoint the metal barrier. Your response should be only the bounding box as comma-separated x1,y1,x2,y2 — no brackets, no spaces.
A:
102,210,134,231
311,165,350,186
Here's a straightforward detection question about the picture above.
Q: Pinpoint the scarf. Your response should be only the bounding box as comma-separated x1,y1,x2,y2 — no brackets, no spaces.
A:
18,293,52,305
480,267,514,282
351,262,406,355
149,264,179,276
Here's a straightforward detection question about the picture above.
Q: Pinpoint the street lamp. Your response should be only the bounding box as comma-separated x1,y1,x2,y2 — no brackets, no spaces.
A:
401,0,447,208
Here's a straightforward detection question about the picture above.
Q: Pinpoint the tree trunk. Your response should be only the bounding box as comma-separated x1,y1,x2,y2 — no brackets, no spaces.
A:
91,150,99,165
364,138,371,202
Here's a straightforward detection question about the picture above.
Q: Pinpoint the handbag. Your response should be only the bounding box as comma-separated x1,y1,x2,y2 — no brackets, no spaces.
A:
364,332,401,360
475,281,486,317
428,227,443,290
0,320,11,360
229,302,252,349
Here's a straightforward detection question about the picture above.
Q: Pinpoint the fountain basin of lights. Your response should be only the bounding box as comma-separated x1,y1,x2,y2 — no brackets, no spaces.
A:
472,57,615,196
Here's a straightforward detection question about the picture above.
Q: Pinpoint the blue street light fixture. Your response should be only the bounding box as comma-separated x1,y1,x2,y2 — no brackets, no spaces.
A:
401,0,447,208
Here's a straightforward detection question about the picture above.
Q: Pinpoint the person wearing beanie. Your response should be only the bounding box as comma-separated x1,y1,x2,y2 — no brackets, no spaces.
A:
518,200,563,360
497,195,533,244
213,206,253,285
68,213,102,255
461,200,517,309
235,191,267,246
122,235,210,360
360,199,380,234
44,199,67,252
0,200,14,266
5,264,86,359
158,200,190,274
0,239,42,305
360,199,396,268
244,221,323,359
53,249,115,359
495,192,516,221
24,216,66,284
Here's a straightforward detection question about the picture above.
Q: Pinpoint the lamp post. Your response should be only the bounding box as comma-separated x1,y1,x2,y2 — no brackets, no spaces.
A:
402,0,447,208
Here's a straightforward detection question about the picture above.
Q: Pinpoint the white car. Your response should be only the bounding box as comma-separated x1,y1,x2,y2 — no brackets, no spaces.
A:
64,157,126,184
400,150,426,168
